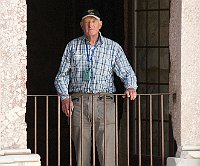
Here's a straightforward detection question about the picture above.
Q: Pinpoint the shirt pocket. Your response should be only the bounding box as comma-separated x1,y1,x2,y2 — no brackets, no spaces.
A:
70,54,83,68
95,58,112,77
70,54,88,76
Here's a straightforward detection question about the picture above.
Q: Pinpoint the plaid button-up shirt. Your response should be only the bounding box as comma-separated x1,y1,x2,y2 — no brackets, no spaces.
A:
54,34,137,100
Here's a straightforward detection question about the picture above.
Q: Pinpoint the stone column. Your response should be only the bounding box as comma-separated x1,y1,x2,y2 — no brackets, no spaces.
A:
168,0,200,165
0,0,40,165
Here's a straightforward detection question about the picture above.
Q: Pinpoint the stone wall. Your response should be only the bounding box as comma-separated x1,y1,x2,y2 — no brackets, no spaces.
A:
167,0,200,165
169,0,200,148
181,0,200,146
169,0,182,147
0,0,27,149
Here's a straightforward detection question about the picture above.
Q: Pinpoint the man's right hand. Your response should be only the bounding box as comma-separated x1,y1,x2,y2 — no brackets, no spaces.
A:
62,98,74,117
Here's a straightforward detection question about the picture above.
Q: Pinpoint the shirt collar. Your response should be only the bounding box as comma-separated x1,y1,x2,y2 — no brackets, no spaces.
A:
81,32,104,46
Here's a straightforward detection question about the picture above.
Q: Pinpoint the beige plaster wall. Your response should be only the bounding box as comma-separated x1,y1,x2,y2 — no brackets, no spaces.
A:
170,0,200,147
181,0,200,146
0,0,27,149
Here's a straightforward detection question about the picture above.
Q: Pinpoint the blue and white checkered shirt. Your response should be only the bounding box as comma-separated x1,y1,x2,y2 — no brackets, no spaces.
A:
54,34,137,100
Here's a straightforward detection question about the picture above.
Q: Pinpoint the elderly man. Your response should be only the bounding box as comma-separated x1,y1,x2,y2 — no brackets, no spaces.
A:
54,9,137,166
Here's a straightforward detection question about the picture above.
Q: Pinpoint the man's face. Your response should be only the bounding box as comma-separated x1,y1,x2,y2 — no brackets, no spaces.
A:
80,16,102,38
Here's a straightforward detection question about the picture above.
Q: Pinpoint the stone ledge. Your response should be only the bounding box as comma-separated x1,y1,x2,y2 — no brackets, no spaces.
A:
167,157,200,166
177,145,200,151
0,149,40,165
176,146,200,158
0,154,40,164
0,162,40,166
178,151,200,159
0,149,31,156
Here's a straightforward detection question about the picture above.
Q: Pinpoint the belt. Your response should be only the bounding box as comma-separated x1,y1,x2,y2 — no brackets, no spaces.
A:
71,93,114,100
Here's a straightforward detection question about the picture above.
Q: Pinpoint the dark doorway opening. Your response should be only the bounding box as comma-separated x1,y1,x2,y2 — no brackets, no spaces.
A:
26,1,125,165
27,0,124,95
26,0,176,165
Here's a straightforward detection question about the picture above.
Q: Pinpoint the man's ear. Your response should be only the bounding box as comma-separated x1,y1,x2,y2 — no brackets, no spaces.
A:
80,21,83,29
99,21,103,29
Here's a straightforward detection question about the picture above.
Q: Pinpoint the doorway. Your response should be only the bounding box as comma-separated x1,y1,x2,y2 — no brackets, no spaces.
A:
26,0,175,165
27,0,125,165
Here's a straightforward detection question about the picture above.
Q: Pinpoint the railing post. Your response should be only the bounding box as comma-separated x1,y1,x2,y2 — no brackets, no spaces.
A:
46,96,49,166
104,95,107,166
92,95,96,166
138,95,142,166
126,98,130,166
34,96,37,154
115,95,119,166
69,96,72,166
161,95,165,166
57,96,61,166
81,95,84,166
149,95,153,166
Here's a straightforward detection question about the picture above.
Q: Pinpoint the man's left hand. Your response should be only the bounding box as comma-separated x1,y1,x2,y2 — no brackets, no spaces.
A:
124,88,137,100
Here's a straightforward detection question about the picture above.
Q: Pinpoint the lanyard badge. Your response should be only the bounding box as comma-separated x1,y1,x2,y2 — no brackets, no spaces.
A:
83,40,97,81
